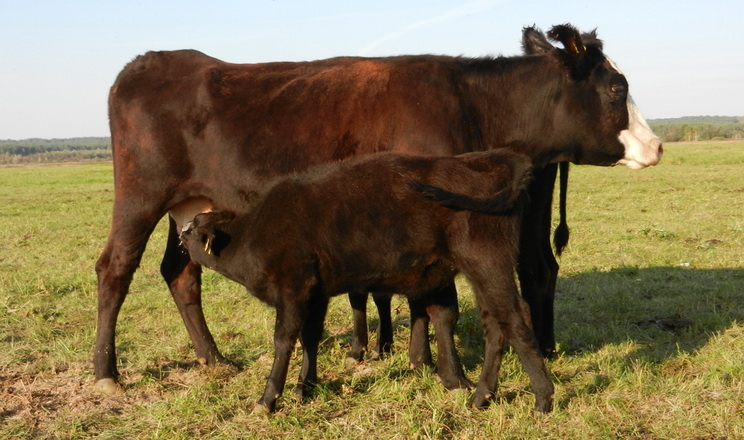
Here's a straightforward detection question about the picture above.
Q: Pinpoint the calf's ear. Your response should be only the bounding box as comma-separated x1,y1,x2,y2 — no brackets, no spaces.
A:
194,211,235,227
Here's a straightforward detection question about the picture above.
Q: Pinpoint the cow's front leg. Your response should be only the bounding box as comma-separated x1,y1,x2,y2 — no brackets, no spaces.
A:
161,219,230,367
518,165,559,358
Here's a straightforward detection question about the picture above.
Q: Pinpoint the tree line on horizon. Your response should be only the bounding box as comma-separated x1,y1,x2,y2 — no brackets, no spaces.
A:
1,116,742,164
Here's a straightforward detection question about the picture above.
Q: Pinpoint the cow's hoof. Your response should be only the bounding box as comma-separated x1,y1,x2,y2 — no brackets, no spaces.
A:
204,361,240,378
345,356,361,368
94,378,123,395
470,391,494,409
251,402,272,416
440,375,474,390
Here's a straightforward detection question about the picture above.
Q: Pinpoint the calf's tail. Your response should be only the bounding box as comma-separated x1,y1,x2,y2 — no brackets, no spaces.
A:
412,160,533,215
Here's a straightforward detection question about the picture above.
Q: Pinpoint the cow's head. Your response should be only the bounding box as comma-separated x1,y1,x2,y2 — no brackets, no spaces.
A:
522,24,662,169
179,211,235,267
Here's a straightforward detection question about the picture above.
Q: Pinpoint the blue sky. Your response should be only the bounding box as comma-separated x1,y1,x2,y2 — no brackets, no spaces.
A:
1,0,742,139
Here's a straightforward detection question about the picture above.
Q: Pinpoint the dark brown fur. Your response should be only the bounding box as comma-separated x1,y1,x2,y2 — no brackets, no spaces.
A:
179,150,553,412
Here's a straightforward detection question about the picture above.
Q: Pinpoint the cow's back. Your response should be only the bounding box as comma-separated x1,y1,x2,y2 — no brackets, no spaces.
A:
108,51,483,208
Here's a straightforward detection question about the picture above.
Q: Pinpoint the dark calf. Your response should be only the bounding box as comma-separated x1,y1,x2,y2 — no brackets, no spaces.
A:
179,149,553,413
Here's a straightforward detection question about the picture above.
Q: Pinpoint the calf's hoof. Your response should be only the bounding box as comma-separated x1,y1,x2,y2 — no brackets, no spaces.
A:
94,378,123,395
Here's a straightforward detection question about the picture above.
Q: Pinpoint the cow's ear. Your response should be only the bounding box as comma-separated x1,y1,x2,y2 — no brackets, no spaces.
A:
521,26,553,55
548,24,586,60
547,24,604,80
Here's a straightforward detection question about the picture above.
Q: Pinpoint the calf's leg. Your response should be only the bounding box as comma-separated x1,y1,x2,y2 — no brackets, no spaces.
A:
297,294,329,399
258,299,304,413
471,310,505,408
410,283,471,389
508,295,554,413
348,290,394,362
408,297,434,371
427,282,472,389
472,272,553,412
347,290,369,361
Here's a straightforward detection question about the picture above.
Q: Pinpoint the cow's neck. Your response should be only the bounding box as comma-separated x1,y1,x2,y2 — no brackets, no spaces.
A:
462,56,575,168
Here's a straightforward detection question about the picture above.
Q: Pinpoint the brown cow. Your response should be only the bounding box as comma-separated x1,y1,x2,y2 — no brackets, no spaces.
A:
178,149,553,413
94,24,661,393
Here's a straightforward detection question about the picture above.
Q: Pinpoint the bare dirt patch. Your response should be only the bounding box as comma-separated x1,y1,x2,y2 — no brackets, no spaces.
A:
1,363,154,436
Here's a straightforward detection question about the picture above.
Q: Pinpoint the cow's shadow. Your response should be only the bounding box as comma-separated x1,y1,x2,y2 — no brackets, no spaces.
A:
457,266,744,374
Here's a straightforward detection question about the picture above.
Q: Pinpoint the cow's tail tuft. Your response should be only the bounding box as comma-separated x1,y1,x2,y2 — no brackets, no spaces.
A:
553,162,570,255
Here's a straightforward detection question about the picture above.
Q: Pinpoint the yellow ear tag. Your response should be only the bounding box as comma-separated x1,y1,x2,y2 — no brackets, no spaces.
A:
568,40,584,55
204,236,212,255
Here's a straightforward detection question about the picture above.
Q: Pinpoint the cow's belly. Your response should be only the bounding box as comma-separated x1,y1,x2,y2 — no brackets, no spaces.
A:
169,197,214,232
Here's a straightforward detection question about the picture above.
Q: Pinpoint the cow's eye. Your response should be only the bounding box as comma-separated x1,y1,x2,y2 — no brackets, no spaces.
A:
609,83,626,98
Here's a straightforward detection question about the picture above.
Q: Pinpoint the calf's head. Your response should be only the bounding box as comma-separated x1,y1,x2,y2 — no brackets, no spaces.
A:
179,211,235,267
522,24,662,169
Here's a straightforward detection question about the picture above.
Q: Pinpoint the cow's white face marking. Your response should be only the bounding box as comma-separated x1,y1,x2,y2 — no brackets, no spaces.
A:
607,58,663,170
617,95,663,169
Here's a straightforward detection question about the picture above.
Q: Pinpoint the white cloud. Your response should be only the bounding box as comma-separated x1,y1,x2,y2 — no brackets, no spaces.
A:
358,0,504,55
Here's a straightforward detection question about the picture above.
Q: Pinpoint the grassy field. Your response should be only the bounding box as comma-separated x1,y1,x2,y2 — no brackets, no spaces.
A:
1,142,742,439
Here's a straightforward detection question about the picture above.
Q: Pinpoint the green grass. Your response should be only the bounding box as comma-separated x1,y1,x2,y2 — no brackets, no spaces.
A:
1,142,742,439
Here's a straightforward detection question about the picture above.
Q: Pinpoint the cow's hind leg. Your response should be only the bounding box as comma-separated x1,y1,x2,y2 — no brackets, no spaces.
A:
161,218,229,367
371,292,393,358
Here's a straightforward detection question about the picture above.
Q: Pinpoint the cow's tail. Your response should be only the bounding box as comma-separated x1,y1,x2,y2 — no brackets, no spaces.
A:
412,161,533,215
553,161,570,256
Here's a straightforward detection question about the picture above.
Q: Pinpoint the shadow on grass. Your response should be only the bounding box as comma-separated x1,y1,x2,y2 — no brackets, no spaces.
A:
455,266,743,369
136,266,742,407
